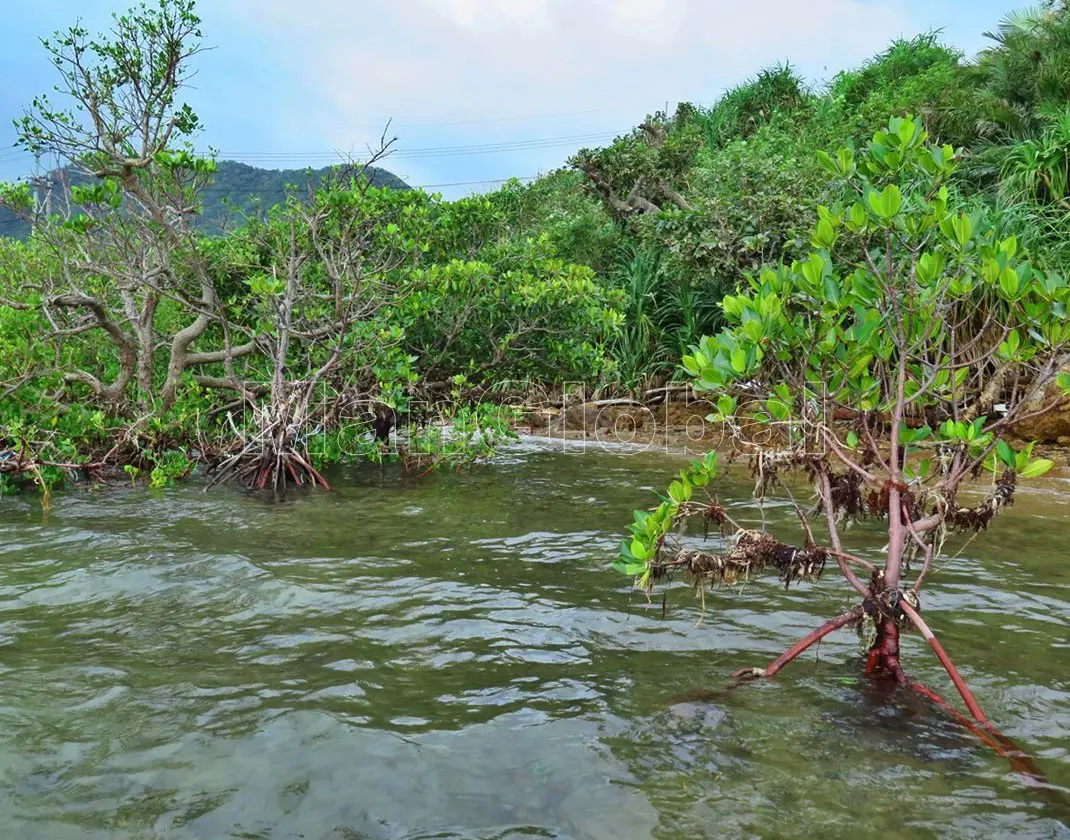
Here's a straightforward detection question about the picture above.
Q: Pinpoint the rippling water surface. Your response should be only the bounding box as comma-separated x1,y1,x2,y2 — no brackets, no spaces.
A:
0,438,1068,839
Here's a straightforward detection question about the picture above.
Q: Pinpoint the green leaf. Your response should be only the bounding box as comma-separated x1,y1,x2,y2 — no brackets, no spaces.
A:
812,217,838,249
868,185,902,219
614,557,648,576
822,274,841,306
800,253,826,289
999,267,1020,299
730,347,747,373
837,147,855,175
996,439,1016,469
848,354,873,379
668,480,692,504
953,213,972,247
907,425,932,443
815,149,838,176
849,202,867,229
766,398,790,421
1020,459,1053,479
846,430,859,448
916,252,945,285
882,185,903,217
896,117,916,147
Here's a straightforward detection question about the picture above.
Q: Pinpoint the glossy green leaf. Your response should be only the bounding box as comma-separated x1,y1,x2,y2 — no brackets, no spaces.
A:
1020,459,1054,479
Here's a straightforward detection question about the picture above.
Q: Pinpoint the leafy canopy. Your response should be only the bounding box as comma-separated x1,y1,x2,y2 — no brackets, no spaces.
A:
683,115,1069,430
617,115,1070,585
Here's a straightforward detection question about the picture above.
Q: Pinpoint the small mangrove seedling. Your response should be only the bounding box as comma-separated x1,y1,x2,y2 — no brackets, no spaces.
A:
617,116,1070,783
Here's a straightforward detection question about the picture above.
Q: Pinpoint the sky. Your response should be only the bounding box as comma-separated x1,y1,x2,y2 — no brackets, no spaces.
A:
0,0,1016,199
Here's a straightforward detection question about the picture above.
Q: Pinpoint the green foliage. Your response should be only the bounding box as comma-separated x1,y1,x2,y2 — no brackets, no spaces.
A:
605,244,666,387
613,451,719,586
9,0,1070,499
997,104,1070,204
972,2,1070,138
828,35,978,146
618,113,1070,597
485,172,623,276
399,238,621,387
696,64,811,149
685,115,1069,468
404,402,521,470
149,450,193,487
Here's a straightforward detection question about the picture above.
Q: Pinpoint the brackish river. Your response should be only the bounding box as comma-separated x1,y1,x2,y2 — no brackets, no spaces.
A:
1,438,1068,839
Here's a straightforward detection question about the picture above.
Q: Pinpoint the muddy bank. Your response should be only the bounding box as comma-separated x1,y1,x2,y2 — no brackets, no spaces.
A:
518,399,1070,469
520,399,729,454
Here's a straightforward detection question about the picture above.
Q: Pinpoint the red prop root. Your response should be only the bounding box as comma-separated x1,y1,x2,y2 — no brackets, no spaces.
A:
731,606,864,682
729,602,1048,784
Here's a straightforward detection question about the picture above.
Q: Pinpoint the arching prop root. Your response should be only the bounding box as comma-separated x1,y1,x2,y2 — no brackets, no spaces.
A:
897,600,1048,784
207,444,330,491
205,406,330,492
727,600,1048,784
731,606,864,682
906,681,1047,783
898,601,984,720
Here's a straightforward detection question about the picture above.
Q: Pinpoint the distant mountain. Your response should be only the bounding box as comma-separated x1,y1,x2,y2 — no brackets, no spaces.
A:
0,160,411,239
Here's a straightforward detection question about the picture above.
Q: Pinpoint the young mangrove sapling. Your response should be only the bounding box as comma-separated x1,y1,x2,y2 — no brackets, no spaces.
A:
616,116,1070,777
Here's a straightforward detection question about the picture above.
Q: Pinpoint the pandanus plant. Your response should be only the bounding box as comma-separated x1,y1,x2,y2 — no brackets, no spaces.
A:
616,116,1070,778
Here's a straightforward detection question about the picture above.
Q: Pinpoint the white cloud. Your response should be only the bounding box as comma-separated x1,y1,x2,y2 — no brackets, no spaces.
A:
214,0,917,188
428,0,554,31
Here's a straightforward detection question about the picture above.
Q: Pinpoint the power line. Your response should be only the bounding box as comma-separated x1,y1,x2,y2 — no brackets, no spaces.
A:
192,174,543,194
216,131,622,163
0,130,622,175
0,125,611,200
227,130,619,155
383,104,642,128
414,175,538,188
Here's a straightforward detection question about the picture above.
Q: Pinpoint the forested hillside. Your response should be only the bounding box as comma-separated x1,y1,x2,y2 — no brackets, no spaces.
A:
0,161,410,239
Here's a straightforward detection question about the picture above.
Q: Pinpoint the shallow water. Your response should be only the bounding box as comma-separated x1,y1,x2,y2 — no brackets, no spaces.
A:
0,437,1067,839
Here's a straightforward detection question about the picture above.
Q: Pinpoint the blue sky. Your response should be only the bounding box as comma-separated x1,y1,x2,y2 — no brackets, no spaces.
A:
1,0,1018,198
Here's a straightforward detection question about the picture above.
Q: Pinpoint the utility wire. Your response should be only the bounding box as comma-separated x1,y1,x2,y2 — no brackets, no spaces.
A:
380,104,642,128
0,129,621,174
191,174,545,194
413,175,539,189
228,130,619,154
215,131,622,162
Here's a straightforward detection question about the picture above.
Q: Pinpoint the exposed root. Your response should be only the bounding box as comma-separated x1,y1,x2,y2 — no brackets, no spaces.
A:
859,570,920,629
944,470,1016,533
206,396,329,491
864,480,922,522
658,529,828,592
722,601,1051,786
823,469,867,522
750,448,820,497
702,503,727,540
